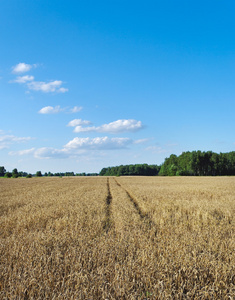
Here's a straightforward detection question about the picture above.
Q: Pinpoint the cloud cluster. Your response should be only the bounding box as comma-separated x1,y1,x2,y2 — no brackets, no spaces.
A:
6,115,151,160
8,119,144,159
5,63,153,164
10,136,133,159
11,63,68,93
68,119,143,134
7,64,148,160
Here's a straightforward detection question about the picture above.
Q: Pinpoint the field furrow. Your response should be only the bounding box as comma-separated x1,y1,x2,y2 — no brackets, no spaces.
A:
102,178,113,233
114,178,157,229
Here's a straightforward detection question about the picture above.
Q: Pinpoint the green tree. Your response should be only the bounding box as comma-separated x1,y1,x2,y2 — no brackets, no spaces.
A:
0,166,6,177
159,154,178,176
99,168,107,176
4,172,12,178
12,168,19,178
36,171,42,177
227,151,235,175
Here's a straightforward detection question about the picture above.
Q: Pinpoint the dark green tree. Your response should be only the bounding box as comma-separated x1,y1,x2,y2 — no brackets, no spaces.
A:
0,166,6,177
12,168,19,178
4,172,12,178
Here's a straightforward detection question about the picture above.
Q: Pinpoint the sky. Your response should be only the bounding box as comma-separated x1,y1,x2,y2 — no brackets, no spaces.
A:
0,0,235,174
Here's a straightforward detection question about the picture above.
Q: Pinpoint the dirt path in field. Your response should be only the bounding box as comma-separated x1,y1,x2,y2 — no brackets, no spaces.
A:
103,178,113,233
113,178,157,230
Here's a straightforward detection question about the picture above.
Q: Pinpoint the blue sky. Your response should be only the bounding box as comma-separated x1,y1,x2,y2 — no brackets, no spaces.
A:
0,0,235,173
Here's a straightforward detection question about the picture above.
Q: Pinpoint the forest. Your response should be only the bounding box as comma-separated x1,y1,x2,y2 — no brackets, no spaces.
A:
99,151,235,176
158,150,235,176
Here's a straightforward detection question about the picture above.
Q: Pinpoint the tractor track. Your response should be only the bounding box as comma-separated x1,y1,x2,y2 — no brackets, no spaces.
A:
103,178,113,233
103,177,157,235
114,178,157,230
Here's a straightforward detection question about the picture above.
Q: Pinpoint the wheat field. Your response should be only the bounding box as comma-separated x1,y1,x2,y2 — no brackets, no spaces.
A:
0,176,234,299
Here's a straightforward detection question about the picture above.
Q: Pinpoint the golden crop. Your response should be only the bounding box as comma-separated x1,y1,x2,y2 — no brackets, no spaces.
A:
0,176,234,299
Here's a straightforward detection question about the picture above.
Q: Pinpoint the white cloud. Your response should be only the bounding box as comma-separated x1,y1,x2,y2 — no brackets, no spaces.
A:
134,138,150,144
11,136,133,159
73,119,143,134
70,106,83,113
9,148,36,156
73,125,96,133
58,87,69,93
38,106,83,115
0,133,33,150
100,119,143,133
64,137,132,150
0,135,32,143
12,75,34,83
8,132,143,160
67,119,91,127
34,147,68,159
11,63,68,93
12,63,32,74
27,80,68,93
38,106,63,114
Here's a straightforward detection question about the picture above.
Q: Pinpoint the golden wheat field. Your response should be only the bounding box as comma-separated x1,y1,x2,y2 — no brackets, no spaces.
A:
0,176,234,299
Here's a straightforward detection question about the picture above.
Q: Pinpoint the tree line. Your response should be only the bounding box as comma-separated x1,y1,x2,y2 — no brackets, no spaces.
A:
0,167,32,178
158,151,235,176
44,172,98,177
0,167,98,178
99,164,161,176
1,151,234,178
99,151,235,176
